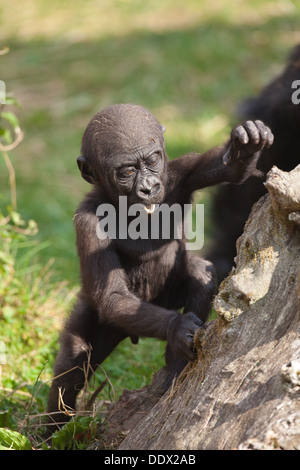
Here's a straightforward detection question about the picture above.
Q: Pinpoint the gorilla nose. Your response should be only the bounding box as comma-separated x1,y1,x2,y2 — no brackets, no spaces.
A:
137,180,161,199
140,185,151,196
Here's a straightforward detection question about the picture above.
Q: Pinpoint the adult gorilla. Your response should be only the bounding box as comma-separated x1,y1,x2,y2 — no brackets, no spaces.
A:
207,45,300,282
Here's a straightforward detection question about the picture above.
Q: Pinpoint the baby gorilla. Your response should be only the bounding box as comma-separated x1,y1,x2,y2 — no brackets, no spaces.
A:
47,104,273,431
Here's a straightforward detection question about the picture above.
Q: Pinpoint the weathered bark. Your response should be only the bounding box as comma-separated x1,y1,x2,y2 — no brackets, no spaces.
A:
114,165,300,450
98,165,300,450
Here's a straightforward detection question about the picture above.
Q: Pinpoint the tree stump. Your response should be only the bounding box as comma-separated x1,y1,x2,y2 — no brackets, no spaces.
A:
103,165,300,450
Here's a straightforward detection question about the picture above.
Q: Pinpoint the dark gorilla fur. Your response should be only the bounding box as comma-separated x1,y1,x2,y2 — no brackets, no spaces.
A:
47,103,273,432
207,45,300,282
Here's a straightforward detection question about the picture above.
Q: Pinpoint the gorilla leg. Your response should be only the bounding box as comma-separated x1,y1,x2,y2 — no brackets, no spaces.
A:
47,296,126,432
165,257,216,388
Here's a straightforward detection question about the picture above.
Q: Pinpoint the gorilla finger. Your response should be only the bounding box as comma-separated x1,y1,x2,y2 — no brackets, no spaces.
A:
181,344,197,362
185,333,196,347
185,312,204,328
267,131,274,148
254,120,269,145
191,317,204,329
265,127,274,148
254,120,274,148
244,120,260,144
194,317,205,328
185,331,198,352
173,337,195,362
189,325,202,339
232,125,249,145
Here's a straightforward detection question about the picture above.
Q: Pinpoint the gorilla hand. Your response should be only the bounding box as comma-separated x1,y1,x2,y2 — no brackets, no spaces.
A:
166,312,204,362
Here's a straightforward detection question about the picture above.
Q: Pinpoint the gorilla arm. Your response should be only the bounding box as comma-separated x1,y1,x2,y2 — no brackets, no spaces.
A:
74,201,202,362
168,120,274,198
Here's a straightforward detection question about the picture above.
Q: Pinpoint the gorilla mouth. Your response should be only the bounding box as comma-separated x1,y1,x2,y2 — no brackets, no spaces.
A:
144,204,157,214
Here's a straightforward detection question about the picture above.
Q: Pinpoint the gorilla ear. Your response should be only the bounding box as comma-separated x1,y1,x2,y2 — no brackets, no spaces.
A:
77,156,97,184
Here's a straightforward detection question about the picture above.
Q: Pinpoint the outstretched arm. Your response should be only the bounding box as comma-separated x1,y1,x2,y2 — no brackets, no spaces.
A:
168,120,274,196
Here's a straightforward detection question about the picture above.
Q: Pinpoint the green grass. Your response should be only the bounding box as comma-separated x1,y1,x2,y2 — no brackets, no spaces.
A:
1,0,299,281
0,0,300,449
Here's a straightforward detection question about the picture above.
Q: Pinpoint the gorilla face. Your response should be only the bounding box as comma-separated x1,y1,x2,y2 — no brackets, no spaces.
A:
78,104,167,209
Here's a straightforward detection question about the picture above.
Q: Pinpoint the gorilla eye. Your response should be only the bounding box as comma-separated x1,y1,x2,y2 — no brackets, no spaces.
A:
118,167,135,178
146,154,159,167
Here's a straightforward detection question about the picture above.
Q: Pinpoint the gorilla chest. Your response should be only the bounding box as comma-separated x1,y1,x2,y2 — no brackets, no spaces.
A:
118,240,184,302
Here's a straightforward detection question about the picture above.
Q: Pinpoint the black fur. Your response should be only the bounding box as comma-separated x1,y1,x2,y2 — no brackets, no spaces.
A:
207,46,300,282
47,104,273,431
